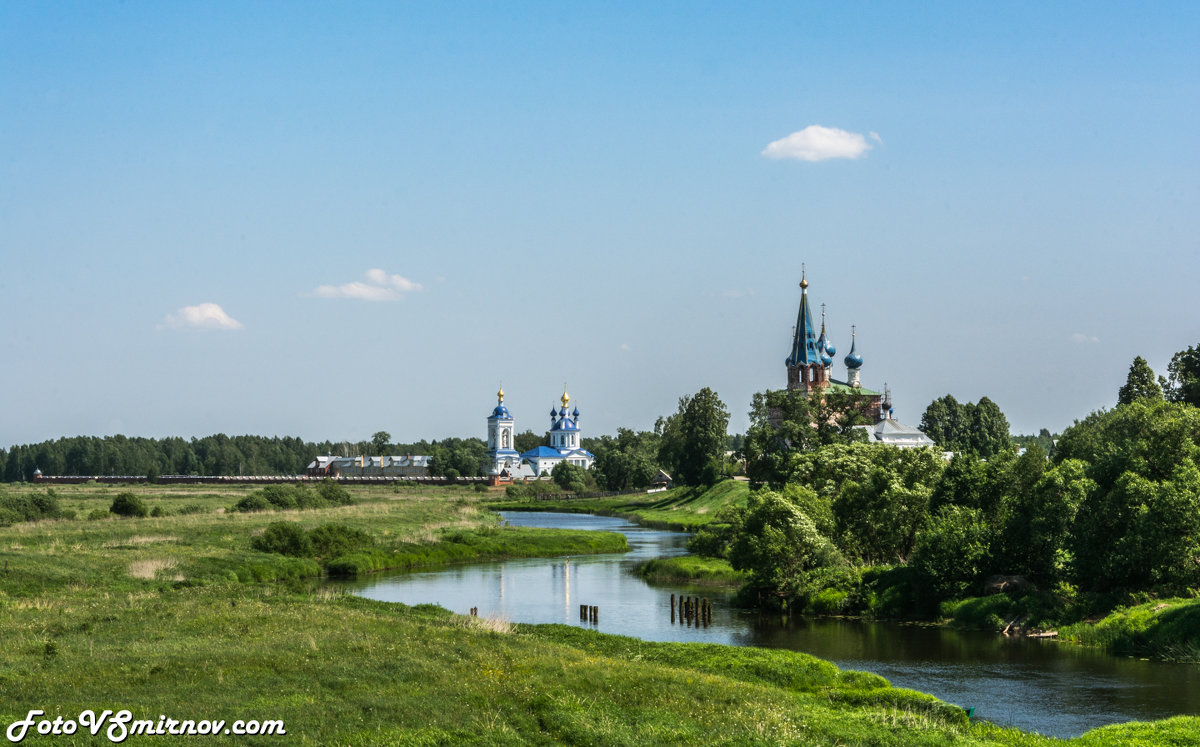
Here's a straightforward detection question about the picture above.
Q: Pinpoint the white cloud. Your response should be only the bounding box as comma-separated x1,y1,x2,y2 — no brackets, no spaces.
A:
618,343,632,352
313,268,423,301
1071,332,1100,344
160,303,243,331
762,125,876,162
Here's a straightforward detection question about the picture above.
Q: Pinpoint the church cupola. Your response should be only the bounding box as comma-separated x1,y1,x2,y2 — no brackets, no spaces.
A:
549,386,582,451
844,325,863,388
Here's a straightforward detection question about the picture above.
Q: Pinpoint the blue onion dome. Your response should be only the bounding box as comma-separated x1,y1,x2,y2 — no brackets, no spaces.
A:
825,340,836,356
550,407,558,418
559,406,567,416
492,404,511,418
844,337,863,369
820,350,833,366
572,406,580,418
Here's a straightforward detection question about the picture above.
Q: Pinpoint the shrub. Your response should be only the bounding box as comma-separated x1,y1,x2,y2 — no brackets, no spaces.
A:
251,522,313,557
0,491,64,524
110,492,149,518
178,503,206,515
308,524,373,559
232,495,272,513
87,508,110,521
257,485,299,510
316,479,354,506
150,505,167,517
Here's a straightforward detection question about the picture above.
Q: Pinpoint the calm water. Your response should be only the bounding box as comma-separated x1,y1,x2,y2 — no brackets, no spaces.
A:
337,511,1200,737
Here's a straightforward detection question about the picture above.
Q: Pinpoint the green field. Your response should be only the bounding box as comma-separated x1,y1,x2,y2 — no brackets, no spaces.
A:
1,482,1196,744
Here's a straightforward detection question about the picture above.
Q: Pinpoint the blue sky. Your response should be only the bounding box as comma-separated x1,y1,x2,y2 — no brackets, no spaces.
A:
2,1,1198,447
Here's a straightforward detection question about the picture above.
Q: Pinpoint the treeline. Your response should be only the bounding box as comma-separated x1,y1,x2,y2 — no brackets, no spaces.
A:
0,434,441,482
696,398,1200,621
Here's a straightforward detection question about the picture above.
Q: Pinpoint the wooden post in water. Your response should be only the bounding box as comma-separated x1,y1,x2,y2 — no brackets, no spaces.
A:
590,605,598,623
670,594,675,624
580,604,587,620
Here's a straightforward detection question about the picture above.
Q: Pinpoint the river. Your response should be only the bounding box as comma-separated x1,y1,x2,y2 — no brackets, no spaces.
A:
336,511,1200,738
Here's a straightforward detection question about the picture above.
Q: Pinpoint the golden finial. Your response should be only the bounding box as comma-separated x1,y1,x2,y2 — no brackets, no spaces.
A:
497,385,504,402
800,263,808,290
561,384,570,408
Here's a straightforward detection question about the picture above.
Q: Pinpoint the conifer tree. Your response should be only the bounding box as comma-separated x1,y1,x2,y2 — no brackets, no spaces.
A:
1118,356,1163,405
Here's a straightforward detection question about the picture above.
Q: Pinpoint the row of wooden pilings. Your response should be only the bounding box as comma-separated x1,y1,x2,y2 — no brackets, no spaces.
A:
579,604,599,623
671,593,712,627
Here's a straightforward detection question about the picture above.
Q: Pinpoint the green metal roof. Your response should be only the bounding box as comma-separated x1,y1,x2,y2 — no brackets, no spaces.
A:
825,380,881,396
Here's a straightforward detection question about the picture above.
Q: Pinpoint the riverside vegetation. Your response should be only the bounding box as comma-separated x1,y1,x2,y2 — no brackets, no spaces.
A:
4,482,1198,743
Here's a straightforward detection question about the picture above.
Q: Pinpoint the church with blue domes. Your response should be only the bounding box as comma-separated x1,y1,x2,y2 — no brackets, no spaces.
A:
485,387,595,477
783,268,935,448
786,267,885,422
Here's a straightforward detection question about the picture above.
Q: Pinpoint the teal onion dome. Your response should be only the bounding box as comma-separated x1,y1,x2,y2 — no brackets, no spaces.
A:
825,340,836,356
844,339,863,369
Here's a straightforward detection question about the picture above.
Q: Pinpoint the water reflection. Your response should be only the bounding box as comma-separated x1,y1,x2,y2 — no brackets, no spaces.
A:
336,511,1200,737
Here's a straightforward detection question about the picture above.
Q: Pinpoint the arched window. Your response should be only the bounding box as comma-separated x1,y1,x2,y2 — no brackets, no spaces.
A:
502,431,509,448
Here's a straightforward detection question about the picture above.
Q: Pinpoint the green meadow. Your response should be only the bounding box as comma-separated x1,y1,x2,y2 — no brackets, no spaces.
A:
1,482,1196,744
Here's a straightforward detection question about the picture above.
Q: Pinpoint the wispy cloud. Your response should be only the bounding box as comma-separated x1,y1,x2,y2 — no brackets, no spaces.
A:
618,343,632,352
313,268,423,301
159,303,243,331
1071,332,1100,344
762,125,876,162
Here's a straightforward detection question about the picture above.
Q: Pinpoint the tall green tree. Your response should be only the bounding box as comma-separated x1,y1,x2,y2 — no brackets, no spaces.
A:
919,395,964,451
744,389,815,489
919,394,1012,457
664,388,730,486
1058,399,1200,592
1161,343,1200,406
371,431,392,455
1118,356,1163,405
590,429,659,491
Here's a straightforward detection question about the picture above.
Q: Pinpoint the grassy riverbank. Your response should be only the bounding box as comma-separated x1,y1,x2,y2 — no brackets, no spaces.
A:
1,482,1197,744
489,479,750,530
636,555,747,588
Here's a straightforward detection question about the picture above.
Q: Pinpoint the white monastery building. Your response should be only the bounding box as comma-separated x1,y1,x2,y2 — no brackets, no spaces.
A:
485,387,595,477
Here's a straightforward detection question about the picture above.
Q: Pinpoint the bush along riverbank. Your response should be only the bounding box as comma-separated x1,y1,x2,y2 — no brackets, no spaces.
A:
636,555,748,588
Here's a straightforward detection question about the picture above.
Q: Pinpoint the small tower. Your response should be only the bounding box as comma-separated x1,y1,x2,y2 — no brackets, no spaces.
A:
844,325,863,389
785,266,830,395
486,387,520,474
